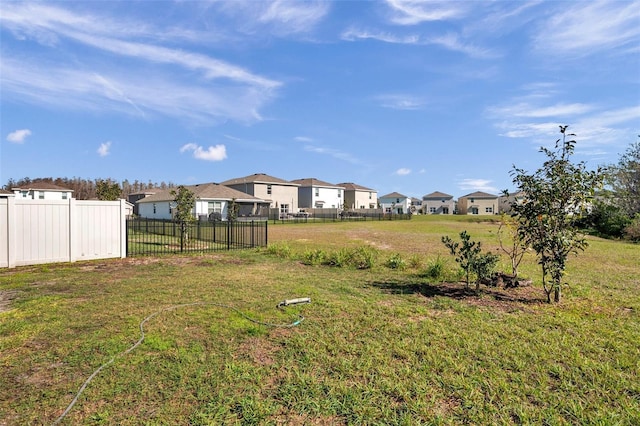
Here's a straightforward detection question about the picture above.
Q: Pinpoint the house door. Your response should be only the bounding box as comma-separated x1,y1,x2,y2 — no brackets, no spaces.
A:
442,207,449,214
280,204,289,219
471,207,479,215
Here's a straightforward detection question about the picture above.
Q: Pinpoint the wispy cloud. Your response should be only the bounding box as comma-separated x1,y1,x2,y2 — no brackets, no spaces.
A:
0,3,280,124
180,143,227,161
395,168,412,176
6,129,31,144
533,1,640,56
457,179,499,194
341,28,420,44
258,0,331,34
376,94,425,110
304,145,361,165
294,136,313,142
97,141,111,157
385,0,468,25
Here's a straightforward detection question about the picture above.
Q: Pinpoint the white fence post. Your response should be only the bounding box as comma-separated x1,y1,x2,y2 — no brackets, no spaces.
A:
120,199,127,258
69,198,78,263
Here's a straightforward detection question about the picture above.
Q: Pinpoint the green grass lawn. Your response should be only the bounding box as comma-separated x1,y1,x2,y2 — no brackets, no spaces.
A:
1,216,639,425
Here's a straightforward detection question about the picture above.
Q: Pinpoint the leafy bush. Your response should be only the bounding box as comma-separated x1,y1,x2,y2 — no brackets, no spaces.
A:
301,249,326,265
385,253,406,270
350,245,378,269
424,256,446,281
577,202,631,239
624,214,640,242
265,242,291,259
408,254,424,269
325,247,351,267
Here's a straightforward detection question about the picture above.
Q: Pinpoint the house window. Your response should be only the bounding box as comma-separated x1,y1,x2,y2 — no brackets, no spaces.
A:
471,207,479,215
470,198,475,203
267,185,272,195
338,190,341,198
38,191,44,199
208,201,222,214
443,207,449,214
62,192,68,200
430,207,436,213
280,204,289,218
153,203,157,214
385,207,392,213
369,192,372,199
485,207,493,213
315,188,319,196
396,198,400,203
21,191,28,198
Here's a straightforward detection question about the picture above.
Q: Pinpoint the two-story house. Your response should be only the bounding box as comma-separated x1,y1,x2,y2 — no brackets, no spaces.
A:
221,173,300,218
291,178,344,209
378,192,411,214
422,191,455,215
337,182,378,210
457,191,499,215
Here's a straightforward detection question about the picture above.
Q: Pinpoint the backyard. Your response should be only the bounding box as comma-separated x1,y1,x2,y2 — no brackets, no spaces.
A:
1,215,638,425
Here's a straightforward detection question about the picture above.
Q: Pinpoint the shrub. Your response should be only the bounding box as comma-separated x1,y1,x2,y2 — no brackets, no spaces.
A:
408,254,424,269
350,245,378,269
325,247,351,267
301,249,326,265
385,253,406,270
624,214,640,242
266,242,291,259
424,256,446,281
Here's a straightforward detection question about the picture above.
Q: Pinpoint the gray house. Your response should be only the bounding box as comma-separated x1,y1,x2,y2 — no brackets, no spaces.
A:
221,173,300,217
291,178,344,209
422,191,455,215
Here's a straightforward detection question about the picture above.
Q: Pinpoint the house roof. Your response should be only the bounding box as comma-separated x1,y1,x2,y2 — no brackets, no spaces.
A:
0,189,13,196
460,191,498,199
423,191,453,199
136,183,266,203
220,173,299,187
379,192,408,199
336,182,375,192
290,178,341,188
12,182,73,192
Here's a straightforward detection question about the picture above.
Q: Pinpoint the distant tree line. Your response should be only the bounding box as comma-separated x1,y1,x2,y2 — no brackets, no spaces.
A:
3,177,176,200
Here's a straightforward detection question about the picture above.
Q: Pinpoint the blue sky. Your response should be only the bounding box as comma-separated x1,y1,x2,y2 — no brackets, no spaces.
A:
1,0,639,198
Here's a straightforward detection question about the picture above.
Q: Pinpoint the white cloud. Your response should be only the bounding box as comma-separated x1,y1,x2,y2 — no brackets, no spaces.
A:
304,145,361,164
294,136,313,142
180,143,227,162
533,1,640,56
457,179,499,194
97,141,111,157
6,129,31,143
377,94,425,110
395,168,412,176
385,0,468,25
258,0,331,34
341,28,420,44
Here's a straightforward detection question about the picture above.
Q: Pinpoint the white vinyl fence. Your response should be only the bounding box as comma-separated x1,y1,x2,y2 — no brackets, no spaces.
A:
0,197,128,268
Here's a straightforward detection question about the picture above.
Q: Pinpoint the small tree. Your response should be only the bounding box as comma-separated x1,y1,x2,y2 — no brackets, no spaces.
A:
506,126,604,303
442,231,482,289
96,179,121,201
170,185,196,251
497,213,529,277
609,138,640,217
226,198,239,222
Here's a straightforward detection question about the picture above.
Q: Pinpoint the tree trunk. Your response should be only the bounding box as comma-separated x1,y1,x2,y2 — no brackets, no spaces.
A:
554,285,561,303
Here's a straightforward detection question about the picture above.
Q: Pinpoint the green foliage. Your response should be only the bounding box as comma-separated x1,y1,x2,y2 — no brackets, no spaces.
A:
408,254,424,269
301,249,327,266
506,126,604,303
577,201,631,239
608,138,640,217
424,256,446,281
170,185,196,252
385,253,406,270
471,252,500,291
442,230,482,288
266,242,292,258
95,179,121,201
322,246,378,269
624,214,640,242
497,213,529,276
226,198,239,222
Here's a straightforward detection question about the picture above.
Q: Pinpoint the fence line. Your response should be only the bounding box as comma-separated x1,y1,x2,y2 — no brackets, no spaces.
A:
126,218,268,256
268,208,412,224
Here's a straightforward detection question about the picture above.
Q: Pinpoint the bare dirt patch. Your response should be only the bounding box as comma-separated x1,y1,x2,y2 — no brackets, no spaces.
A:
0,290,20,313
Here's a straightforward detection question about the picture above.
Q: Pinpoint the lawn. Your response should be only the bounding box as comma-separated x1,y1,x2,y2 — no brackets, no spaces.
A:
1,216,638,425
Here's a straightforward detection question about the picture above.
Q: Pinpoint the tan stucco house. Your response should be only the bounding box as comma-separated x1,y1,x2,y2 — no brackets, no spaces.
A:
337,182,378,210
221,173,300,217
457,191,499,215
422,191,455,215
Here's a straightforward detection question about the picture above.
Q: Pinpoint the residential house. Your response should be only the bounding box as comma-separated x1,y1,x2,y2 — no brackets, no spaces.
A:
498,190,525,214
457,191,499,215
410,197,422,214
136,183,269,220
0,189,12,197
378,192,411,214
422,191,455,215
337,182,378,210
12,182,73,200
127,191,156,216
291,178,344,209
221,173,300,217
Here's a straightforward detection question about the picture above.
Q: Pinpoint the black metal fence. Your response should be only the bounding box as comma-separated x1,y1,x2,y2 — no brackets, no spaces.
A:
127,218,268,256
268,208,413,224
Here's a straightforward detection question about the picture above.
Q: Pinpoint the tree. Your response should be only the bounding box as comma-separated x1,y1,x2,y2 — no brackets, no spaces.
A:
226,198,239,221
497,214,529,277
505,126,604,303
609,138,640,218
96,179,122,200
170,185,196,251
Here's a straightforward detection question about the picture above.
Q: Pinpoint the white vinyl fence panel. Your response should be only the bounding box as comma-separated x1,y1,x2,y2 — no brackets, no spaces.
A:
1,198,127,268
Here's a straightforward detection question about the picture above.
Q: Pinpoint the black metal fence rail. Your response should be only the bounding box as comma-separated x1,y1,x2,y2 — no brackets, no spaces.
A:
268,211,413,224
127,218,268,256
